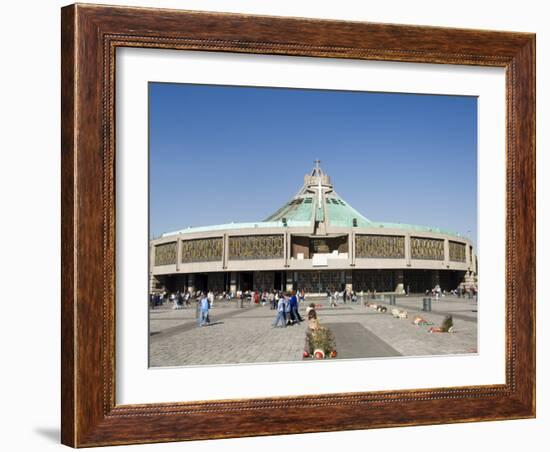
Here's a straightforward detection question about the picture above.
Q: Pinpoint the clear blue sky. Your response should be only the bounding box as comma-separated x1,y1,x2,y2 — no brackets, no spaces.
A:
149,83,477,246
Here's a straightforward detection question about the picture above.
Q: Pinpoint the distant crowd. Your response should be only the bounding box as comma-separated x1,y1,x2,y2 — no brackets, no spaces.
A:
423,284,478,299
149,288,304,309
149,287,363,310
149,283,478,317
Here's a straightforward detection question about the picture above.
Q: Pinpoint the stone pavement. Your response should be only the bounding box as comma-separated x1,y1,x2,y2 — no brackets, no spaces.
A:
149,295,478,367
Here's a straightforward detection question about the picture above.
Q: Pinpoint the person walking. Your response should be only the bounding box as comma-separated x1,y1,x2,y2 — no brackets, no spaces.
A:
272,293,287,328
198,294,210,326
284,294,293,326
237,290,243,308
172,292,179,310
289,291,303,324
329,291,337,307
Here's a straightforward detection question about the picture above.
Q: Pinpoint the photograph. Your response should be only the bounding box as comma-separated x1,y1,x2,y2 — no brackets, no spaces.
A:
148,82,479,367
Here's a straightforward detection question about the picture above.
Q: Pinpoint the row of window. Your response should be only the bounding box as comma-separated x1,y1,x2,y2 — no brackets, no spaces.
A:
154,235,470,266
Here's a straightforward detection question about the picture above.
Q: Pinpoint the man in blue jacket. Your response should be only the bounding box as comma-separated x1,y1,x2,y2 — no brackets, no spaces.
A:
289,291,303,325
198,294,210,326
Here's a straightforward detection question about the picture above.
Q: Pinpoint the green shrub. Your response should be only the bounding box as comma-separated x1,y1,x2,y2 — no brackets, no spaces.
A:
309,326,336,353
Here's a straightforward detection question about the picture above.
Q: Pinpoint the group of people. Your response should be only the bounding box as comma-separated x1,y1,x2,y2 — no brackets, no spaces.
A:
451,285,478,299
272,291,304,328
326,288,359,306
149,291,168,308
198,289,310,328
150,287,310,309
169,290,192,309
170,290,216,310
424,285,478,299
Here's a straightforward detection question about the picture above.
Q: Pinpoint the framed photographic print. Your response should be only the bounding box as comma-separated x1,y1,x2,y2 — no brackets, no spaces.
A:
61,3,535,447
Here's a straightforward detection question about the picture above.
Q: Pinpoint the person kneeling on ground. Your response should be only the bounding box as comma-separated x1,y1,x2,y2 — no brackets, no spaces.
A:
304,309,321,356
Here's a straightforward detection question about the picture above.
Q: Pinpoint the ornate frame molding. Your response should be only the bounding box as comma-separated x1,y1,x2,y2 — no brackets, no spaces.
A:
61,4,535,447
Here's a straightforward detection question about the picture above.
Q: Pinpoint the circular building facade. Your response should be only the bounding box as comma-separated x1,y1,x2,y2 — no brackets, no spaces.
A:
150,163,477,295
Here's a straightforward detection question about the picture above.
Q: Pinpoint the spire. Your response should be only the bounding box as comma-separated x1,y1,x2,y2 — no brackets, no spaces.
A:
311,159,323,178
305,160,332,192
263,162,370,227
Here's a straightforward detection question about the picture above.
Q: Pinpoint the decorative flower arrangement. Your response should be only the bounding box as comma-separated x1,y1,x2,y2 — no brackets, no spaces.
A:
306,326,336,359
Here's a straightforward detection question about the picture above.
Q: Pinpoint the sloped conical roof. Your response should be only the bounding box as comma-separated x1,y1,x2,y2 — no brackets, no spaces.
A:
264,160,371,228
162,161,462,238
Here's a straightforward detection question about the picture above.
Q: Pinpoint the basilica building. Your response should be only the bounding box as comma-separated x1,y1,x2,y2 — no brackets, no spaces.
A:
150,162,477,295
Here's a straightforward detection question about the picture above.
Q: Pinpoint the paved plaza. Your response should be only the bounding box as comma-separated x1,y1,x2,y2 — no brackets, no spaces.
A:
149,295,478,367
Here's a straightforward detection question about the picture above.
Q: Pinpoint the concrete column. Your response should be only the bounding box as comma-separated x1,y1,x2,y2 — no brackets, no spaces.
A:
405,234,411,267
348,230,355,267
444,238,450,269
287,233,292,266
395,269,404,293
150,243,156,273
354,231,355,267
229,272,237,293
284,232,289,267
176,235,182,272
222,233,228,269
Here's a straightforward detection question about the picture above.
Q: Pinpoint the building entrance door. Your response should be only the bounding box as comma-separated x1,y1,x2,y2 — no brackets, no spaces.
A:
274,271,284,291
240,272,253,292
194,273,208,293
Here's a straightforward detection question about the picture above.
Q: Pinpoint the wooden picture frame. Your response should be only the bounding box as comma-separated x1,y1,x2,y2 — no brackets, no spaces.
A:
61,3,535,447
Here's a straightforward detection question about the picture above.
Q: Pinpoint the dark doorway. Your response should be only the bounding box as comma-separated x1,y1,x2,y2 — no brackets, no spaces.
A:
161,274,187,293
240,272,253,291
194,273,208,293
439,270,465,291
223,272,231,292
352,270,395,292
274,271,283,291
403,270,431,294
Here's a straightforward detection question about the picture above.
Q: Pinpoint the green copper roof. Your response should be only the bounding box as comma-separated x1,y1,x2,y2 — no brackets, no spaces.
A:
326,195,370,228
161,162,465,240
264,196,315,223
368,222,459,236
162,219,311,237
